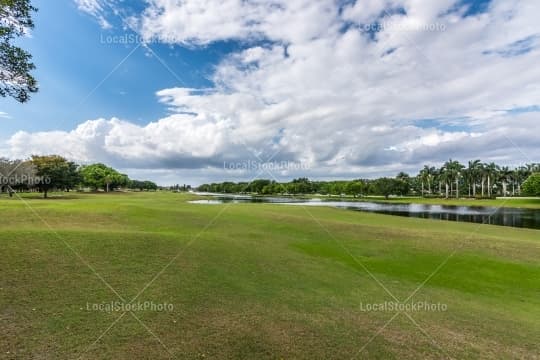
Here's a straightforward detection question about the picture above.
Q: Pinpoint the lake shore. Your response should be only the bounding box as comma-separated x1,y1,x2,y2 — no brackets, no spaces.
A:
194,192,540,209
318,195,540,209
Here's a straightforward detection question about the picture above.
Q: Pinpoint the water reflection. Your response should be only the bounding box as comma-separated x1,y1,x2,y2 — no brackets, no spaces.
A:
189,196,540,230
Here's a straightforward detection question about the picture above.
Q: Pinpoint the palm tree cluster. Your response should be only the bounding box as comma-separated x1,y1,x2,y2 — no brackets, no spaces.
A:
417,160,539,199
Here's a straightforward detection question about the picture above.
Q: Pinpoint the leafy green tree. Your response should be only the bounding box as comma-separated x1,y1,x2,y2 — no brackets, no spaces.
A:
373,178,396,199
247,179,271,193
345,181,365,197
522,173,540,196
142,180,158,191
291,178,312,194
31,155,79,198
396,172,410,182
130,180,145,191
80,163,125,192
395,172,411,196
0,0,38,102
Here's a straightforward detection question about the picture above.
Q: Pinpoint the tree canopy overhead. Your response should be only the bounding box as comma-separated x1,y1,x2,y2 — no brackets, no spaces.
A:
0,0,38,102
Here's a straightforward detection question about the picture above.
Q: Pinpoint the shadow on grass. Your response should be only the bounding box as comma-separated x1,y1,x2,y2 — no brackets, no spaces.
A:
0,191,136,200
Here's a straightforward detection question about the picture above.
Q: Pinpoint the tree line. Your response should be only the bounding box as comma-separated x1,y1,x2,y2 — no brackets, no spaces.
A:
198,160,540,198
0,155,158,198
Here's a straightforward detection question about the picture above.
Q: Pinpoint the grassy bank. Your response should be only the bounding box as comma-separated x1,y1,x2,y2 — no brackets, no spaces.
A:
1,192,539,359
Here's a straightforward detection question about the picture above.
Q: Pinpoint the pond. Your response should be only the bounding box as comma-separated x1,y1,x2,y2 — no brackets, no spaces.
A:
190,195,540,230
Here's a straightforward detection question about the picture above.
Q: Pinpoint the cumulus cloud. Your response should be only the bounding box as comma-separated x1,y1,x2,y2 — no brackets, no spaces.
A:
137,0,339,45
9,115,236,168
11,0,540,183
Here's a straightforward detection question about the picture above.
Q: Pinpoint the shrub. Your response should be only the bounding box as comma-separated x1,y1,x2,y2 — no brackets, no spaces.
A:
522,173,540,196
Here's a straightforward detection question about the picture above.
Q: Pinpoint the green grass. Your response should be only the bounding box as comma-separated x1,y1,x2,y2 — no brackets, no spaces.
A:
1,192,539,359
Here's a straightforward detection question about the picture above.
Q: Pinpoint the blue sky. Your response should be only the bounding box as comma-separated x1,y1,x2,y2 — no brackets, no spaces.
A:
1,0,240,135
1,0,539,185
2,0,495,136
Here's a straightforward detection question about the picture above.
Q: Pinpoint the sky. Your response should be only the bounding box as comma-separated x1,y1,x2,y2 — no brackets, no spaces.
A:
1,0,539,185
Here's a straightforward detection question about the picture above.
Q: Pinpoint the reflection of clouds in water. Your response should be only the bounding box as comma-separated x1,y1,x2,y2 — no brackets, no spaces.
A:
189,195,539,229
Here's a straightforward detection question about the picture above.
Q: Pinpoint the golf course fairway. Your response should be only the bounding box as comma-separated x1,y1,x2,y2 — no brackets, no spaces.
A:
1,192,539,359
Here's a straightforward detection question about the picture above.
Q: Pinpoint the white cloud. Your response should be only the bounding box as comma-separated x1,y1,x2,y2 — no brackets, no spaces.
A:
14,0,540,183
75,0,113,29
137,0,339,45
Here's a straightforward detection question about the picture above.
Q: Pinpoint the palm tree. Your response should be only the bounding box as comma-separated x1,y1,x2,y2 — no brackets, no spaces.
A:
426,166,436,194
484,162,500,197
440,170,450,198
479,163,488,197
441,161,454,198
499,166,512,196
418,167,433,197
442,159,464,198
510,168,520,196
452,160,465,198
466,160,481,197
418,169,427,197
434,168,443,196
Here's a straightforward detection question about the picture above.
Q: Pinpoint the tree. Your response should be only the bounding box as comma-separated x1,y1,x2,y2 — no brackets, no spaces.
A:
130,180,145,191
0,0,38,102
499,166,512,196
516,166,530,195
396,172,410,181
31,155,79,198
466,160,481,197
345,180,365,197
291,177,312,194
80,163,125,192
522,173,540,196
0,157,35,195
395,172,410,195
373,178,399,199
484,162,500,197
440,163,451,198
142,180,158,191
246,179,272,193
418,167,432,197
441,159,464,198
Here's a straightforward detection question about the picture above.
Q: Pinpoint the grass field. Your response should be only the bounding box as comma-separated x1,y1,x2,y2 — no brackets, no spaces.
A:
1,192,539,359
